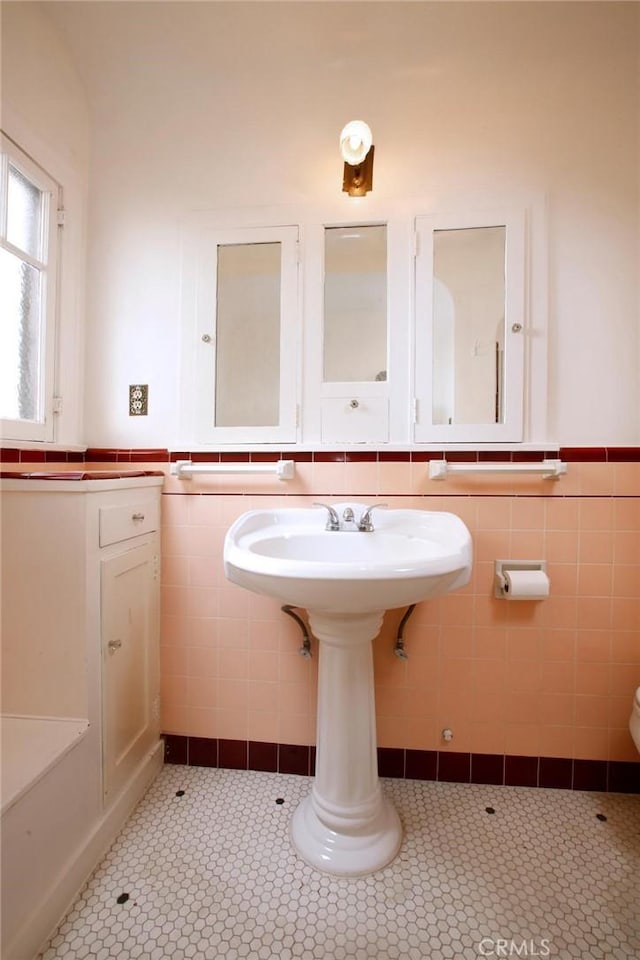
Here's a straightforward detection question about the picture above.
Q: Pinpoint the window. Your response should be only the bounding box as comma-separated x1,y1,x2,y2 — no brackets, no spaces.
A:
0,133,60,441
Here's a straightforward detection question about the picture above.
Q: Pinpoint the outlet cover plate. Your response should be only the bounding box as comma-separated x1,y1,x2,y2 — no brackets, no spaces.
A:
129,384,148,416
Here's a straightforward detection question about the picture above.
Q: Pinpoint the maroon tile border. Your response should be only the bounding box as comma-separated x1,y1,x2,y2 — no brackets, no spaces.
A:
606,447,640,462
559,447,607,463
3,446,640,465
189,736,218,768
0,448,20,462
1,448,85,463
377,747,405,778
471,753,505,785
162,737,640,794
189,451,220,463
539,756,573,789
505,755,539,787
345,451,377,462
84,448,170,463
249,740,278,772
218,738,248,770
249,452,281,463
438,751,471,783
163,734,188,765
409,451,442,462
289,451,313,462
477,451,512,463
220,452,250,463
573,759,608,792
405,749,438,781
440,451,479,464
313,451,346,462
18,449,47,462
607,761,640,793
379,451,410,462
278,744,311,776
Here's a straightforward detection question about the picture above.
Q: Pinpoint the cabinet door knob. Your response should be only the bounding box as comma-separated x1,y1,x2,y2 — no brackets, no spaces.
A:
349,399,359,409
131,512,145,521
108,639,122,652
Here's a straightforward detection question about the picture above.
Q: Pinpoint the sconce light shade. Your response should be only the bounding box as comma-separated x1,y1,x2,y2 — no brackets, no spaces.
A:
339,121,373,165
340,120,374,197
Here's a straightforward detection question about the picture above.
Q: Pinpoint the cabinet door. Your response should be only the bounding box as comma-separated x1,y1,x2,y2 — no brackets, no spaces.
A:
184,224,300,444
414,208,525,442
316,223,392,443
101,541,159,803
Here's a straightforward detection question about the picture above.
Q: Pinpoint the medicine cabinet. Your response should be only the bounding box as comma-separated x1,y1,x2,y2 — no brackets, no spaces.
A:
184,224,299,444
316,222,392,443
414,208,526,442
182,203,536,446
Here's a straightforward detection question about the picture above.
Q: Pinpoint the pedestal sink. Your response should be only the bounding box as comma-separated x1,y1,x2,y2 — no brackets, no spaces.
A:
224,502,472,876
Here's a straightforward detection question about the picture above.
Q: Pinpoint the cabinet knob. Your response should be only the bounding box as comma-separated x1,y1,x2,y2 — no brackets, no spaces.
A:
108,639,122,652
349,399,359,409
131,512,145,521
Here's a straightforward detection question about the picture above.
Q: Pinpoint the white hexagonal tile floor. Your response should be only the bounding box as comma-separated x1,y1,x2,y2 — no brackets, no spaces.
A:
38,766,639,960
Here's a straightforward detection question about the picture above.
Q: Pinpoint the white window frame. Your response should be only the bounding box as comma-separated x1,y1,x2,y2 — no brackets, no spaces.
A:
0,133,60,443
181,223,300,445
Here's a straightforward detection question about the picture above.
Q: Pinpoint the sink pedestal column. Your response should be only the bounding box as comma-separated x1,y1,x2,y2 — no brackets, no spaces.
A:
290,610,402,876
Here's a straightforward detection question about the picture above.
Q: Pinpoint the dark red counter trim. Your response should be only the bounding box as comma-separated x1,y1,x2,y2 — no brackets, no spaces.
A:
1,470,165,480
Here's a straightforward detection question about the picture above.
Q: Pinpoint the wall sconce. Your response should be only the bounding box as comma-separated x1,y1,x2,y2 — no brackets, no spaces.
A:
340,120,374,197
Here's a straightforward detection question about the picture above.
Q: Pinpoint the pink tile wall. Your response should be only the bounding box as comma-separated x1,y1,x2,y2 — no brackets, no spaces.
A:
2,449,638,762
156,457,640,764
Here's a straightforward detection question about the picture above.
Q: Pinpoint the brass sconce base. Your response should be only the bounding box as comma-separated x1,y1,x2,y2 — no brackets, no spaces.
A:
342,145,374,196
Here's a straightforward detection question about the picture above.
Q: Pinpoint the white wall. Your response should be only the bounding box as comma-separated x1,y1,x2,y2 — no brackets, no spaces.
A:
1,1,90,447
21,2,640,445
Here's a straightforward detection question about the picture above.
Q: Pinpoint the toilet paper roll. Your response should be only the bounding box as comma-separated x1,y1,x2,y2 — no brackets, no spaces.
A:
503,569,550,600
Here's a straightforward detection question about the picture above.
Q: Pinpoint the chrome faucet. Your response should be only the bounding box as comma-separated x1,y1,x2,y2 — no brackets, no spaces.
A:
313,502,340,531
314,502,388,532
358,503,388,532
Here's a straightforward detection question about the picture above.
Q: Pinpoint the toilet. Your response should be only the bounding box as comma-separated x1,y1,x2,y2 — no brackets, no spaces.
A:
630,687,640,753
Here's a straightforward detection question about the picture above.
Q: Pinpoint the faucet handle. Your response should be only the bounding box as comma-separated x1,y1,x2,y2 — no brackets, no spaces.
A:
313,502,340,531
358,503,388,532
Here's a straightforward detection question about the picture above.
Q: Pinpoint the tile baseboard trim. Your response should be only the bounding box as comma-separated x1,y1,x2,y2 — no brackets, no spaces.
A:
162,736,640,794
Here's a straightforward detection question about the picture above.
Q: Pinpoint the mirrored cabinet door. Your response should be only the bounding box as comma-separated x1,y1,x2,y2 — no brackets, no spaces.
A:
414,209,525,442
190,225,299,443
323,224,388,384
215,241,281,428
319,223,390,443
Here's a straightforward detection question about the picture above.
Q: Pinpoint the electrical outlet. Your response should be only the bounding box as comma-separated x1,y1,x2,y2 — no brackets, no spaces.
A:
129,384,148,416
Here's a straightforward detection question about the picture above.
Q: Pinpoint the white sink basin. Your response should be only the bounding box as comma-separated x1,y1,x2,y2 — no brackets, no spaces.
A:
224,502,472,614
223,501,473,877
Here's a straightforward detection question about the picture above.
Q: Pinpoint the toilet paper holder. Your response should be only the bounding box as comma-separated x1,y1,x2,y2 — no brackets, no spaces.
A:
494,559,548,599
